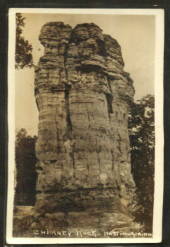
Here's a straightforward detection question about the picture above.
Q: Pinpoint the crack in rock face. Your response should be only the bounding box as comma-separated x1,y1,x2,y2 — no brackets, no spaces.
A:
31,22,140,234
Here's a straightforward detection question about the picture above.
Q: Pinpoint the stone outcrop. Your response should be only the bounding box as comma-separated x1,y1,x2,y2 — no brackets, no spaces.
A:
14,22,140,237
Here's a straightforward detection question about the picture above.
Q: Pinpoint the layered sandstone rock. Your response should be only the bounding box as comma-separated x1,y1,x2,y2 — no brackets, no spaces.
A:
32,22,139,235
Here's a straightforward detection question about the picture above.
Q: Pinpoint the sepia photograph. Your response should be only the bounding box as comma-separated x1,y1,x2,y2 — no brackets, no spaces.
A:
7,8,164,244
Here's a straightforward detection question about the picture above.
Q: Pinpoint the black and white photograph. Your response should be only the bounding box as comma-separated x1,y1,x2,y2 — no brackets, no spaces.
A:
7,8,164,244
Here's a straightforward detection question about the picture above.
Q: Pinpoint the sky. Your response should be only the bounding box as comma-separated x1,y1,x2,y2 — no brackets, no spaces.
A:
15,13,155,135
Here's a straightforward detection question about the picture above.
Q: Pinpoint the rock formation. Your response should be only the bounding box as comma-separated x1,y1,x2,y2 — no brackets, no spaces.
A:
16,22,140,237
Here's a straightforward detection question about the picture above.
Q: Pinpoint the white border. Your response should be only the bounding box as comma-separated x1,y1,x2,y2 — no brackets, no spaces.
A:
7,8,164,244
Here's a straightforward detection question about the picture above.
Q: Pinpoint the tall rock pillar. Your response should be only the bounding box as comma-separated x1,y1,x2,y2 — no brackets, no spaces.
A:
34,22,139,235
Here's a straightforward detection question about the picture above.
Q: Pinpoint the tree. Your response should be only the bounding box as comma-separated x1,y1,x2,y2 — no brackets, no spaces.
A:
16,13,33,69
15,128,37,205
128,94,155,232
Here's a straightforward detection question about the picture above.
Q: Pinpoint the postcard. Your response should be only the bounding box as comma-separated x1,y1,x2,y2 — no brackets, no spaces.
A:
7,8,164,244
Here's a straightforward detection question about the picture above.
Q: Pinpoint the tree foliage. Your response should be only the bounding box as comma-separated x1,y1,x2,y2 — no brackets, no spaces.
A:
129,94,154,232
16,13,33,69
15,128,37,205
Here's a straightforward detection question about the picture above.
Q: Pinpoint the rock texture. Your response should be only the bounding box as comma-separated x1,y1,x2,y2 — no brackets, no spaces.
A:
17,22,140,236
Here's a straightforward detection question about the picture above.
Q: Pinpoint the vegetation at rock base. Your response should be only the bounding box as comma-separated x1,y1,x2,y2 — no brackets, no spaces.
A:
129,94,154,232
15,128,37,205
16,13,33,69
